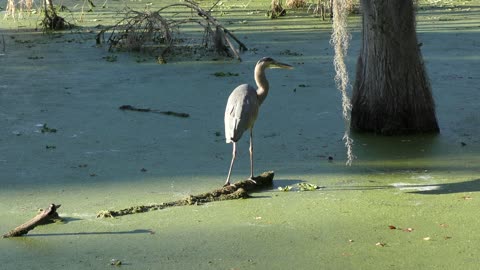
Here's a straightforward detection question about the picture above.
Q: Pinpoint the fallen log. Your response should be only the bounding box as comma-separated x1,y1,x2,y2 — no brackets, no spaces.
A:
3,204,62,238
97,171,274,218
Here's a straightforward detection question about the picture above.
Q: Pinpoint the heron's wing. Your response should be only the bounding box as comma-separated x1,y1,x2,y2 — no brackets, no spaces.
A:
224,84,259,143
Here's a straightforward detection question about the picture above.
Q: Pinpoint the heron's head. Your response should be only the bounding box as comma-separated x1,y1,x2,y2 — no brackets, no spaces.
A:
257,57,293,70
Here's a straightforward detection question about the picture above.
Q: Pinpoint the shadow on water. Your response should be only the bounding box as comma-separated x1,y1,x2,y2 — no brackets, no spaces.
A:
272,179,304,189
352,133,443,159
61,217,83,224
317,178,480,195
409,178,480,195
26,229,153,237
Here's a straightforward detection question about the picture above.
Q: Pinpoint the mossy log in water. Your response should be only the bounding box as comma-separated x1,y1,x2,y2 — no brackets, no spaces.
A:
97,171,274,218
3,204,61,238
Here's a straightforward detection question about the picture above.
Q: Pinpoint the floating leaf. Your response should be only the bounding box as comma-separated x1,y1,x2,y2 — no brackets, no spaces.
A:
388,225,397,230
298,183,320,191
278,186,293,192
110,259,122,266
28,56,44,60
403,228,414,232
375,242,386,247
280,49,303,56
41,123,57,133
423,237,431,241
103,55,117,62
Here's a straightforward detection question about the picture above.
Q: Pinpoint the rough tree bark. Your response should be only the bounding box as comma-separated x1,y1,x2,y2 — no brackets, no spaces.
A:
351,0,439,135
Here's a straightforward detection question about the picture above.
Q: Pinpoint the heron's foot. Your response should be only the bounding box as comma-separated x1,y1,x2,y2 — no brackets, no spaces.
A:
223,181,233,187
247,177,257,184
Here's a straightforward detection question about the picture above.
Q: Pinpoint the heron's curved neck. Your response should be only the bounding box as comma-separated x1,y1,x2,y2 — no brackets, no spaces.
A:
255,65,269,105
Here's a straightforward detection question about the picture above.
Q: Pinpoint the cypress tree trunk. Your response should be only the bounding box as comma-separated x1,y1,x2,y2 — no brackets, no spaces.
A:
351,0,439,135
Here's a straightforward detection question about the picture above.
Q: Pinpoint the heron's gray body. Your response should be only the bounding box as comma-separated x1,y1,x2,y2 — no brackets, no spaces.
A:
224,84,259,143
223,57,292,186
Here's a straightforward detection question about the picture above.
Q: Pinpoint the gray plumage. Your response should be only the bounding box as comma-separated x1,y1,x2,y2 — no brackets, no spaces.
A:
224,84,259,143
223,57,293,186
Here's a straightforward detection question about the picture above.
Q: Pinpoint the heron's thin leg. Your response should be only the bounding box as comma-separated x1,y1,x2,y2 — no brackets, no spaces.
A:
224,142,237,186
248,129,257,183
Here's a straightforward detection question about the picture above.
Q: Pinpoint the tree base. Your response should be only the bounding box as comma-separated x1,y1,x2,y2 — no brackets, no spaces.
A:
351,110,440,136
42,15,69,30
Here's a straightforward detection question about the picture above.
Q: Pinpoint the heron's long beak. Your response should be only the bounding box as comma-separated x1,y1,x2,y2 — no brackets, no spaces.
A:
271,61,293,69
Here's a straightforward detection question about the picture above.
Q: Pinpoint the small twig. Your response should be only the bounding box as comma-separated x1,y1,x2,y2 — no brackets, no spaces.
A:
3,204,62,238
207,0,222,13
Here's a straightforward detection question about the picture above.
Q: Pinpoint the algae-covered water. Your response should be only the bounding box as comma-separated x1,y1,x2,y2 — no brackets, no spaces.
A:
1,0,479,269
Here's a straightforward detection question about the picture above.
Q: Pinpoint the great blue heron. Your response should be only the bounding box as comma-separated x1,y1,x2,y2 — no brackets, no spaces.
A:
224,57,293,186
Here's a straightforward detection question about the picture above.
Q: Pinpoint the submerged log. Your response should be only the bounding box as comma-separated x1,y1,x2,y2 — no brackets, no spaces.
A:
119,105,190,118
97,171,274,218
3,204,61,238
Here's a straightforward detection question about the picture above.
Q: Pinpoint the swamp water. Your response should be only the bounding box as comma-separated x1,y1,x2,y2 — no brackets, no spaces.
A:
1,0,479,269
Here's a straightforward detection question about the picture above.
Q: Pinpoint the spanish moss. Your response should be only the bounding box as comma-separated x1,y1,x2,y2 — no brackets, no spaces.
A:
330,0,355,165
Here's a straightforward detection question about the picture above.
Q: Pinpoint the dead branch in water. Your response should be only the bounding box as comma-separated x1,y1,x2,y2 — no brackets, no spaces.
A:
268,0,286,19
41,0,73,30
3,204,62,238
97,171,274,218
286,0,307,8
96,0,246,61
96,8,173,54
